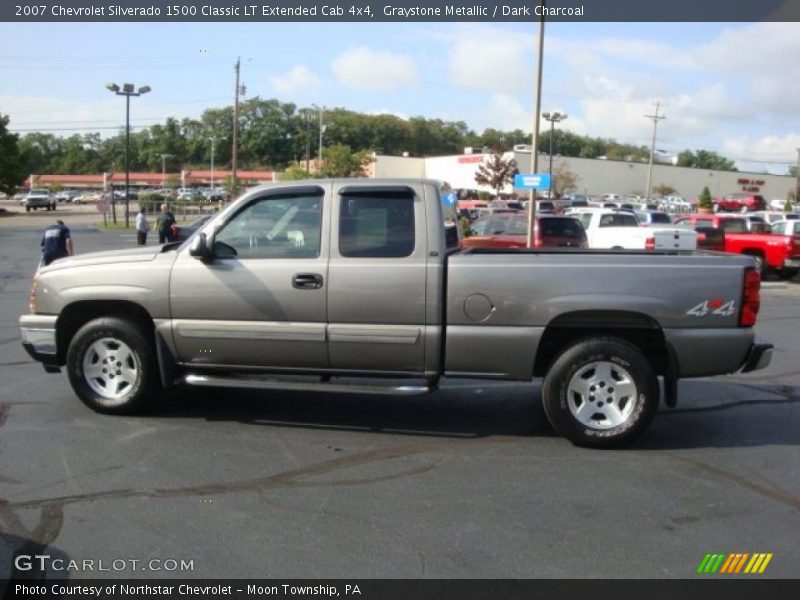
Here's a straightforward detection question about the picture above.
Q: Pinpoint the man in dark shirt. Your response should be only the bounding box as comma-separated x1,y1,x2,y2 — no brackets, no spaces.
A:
155,203,177,243
41,220,74,266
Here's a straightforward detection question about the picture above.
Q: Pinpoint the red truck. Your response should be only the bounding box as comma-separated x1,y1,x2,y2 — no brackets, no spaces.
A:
674,214,800,278
713,193,767,213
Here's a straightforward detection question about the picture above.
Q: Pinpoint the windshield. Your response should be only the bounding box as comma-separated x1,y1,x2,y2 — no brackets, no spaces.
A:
720,219,748,233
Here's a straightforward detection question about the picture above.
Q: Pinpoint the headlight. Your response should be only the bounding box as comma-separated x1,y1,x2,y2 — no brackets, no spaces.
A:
28,275,38,313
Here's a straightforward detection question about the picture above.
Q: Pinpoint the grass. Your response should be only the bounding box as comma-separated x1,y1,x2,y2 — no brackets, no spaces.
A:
97,221,134,230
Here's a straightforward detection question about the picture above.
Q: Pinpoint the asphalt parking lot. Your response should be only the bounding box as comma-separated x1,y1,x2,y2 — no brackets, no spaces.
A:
0,212,798,579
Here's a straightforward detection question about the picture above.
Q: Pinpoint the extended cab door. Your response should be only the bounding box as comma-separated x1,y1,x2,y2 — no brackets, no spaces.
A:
169,185,330,369
326,183,430,374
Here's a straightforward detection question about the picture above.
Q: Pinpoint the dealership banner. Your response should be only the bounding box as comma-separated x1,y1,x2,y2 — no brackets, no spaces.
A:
4,579,800,600
3,0,800,22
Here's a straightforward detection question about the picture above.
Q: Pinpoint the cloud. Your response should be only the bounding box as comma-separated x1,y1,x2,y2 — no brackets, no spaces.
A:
722,133,800,174
269,65,321,94
331,47,418,91
447,28,534,93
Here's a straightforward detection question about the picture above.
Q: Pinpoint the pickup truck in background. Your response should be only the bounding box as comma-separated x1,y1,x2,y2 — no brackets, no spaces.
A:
21,189,56,212
20,179,772,448
674,214,800,279
572,209,698,250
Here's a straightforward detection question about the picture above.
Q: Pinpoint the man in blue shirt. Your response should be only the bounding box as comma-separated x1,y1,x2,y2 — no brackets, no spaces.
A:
41,220,74,266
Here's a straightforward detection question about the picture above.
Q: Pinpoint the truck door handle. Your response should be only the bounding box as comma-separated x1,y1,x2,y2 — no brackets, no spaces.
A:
292,273,323,289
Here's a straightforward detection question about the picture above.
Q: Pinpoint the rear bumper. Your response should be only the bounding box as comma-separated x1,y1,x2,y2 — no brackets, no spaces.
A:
740,339,774,373
19,314,60,371
783,258,800,268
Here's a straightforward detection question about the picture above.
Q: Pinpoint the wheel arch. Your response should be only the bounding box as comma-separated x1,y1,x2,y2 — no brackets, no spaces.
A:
533,310,668,378
56,300,155,365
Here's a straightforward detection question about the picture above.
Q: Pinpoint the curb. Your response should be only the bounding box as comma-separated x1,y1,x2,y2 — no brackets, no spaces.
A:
762,282,787,290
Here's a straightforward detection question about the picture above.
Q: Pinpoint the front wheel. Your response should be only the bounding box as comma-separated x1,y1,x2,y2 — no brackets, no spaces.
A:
541,337,659,448
66,317,159,414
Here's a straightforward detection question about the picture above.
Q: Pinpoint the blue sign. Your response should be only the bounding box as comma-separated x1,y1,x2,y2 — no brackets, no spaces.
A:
514,173,551,190
441,191,457,207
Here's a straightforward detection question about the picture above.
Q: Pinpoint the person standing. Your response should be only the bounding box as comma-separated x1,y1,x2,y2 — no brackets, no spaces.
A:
41,219,74,266
154,203,176,243
135,208,149,246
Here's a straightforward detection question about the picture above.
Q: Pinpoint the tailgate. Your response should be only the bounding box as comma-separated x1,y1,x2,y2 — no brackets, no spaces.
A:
652,228,698,250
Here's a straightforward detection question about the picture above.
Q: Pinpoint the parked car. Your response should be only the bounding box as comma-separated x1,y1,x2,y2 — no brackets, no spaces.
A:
634,210,673,226
21,189,56,212
713,193,767,213
19,178,773,448
173,214,215,242
462,214,588,249
73,192,102,204
752,211,799,225
658,196,693,215
54,190,79,203
572,209,697,250
674,214,800,278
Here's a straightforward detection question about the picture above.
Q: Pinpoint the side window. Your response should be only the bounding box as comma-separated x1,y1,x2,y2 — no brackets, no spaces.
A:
214,193,322,259
578,213,592,229
339,192,415,258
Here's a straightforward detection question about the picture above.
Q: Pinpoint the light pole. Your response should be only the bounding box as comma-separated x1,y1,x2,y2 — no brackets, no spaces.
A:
644,101,666,202
156,153,172,190
527,0,546,248
312,104,325,171
542,111,567,197
208,137,217,192
106,82,151,227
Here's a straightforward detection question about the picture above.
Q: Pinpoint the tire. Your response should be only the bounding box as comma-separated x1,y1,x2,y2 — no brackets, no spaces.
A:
66,317,159,415
541,337,659,448
25,206,30,212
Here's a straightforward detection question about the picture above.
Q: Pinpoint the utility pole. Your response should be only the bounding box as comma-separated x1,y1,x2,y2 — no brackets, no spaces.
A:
644,101,666,202
526,0,545,248
795,148,800,207
232,57,241,196
318,106,325,171
208,137,216,191
304,109,311,172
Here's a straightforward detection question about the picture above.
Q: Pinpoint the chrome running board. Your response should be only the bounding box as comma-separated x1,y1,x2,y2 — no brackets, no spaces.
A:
182,373,432,396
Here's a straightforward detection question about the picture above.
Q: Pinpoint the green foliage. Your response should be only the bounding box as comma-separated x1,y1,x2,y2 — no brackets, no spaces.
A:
551,164,579,199
318,144,373,178
282,164,313,181
677,150,737,171
0,114,27,195
163,174,180,189
474,148,518,197
697,186,713,209
785,193,794,212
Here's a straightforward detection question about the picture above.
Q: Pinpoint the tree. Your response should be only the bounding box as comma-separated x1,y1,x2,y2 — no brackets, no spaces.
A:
677,150,737,171
0,114,27,195
318,144,373,177
474,148,518,198
653,183,677,197
697,186,713,210
282,164,312,180
785,191,794,212
551,163,579,199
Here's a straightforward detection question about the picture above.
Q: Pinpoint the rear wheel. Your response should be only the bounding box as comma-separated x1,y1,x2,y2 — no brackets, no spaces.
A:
541,337,659,448
66,317,159,414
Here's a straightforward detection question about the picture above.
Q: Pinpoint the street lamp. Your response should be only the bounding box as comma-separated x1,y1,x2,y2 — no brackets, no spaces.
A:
156,153,172,190
208,137,217,192
542,111,567,197
106,82,151,227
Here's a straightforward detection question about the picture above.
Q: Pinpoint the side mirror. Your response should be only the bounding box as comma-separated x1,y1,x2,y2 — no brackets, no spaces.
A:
189,232,213,261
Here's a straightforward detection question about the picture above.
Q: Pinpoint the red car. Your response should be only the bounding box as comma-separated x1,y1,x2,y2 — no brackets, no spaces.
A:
713,193,767,213
462,214,588,249
674,214,800,278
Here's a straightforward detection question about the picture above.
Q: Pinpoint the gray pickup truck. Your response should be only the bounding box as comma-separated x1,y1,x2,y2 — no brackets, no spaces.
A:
19,179,773,447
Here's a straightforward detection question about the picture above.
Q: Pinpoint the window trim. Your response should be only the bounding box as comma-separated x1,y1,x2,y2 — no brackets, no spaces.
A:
338,191,417,259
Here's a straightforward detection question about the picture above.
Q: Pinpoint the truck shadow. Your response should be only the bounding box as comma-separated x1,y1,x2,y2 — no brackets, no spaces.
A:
151,380,800,450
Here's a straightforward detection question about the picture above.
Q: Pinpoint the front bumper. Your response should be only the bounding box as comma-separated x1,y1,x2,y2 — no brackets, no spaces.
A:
740,339,774,373
19,314,60,371
783,258,800,268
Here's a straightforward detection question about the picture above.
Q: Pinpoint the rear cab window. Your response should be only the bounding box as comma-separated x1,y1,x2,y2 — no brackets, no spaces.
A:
339,190,415,258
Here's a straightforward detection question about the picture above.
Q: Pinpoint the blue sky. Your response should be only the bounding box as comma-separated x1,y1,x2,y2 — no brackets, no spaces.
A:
1,21,799,173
